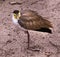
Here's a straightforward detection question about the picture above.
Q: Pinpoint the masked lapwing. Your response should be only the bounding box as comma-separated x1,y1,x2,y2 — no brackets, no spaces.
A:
12,10,53,51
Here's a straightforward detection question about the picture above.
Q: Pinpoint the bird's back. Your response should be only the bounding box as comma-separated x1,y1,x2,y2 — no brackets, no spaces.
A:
18,10,53,33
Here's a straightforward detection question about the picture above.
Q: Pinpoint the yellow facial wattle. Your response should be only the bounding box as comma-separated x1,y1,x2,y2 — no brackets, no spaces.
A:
14,12,21,19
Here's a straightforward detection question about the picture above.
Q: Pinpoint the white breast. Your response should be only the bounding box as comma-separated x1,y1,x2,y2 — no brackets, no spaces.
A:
12,15,18,25
12,14,27,31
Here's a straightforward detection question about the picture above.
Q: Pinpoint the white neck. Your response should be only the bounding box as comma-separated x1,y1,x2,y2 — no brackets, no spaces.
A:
12,15,18,25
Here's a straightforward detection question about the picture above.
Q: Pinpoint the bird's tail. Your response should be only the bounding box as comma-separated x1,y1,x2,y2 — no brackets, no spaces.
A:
36,28,52,33
41,18,53,28
42,19,53,28
36,18,53,33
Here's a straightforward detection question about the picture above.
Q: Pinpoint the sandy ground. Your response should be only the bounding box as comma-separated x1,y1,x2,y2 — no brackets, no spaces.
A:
0,0,60,57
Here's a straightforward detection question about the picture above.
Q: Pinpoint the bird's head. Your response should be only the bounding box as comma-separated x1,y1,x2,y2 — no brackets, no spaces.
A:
12,10,21,20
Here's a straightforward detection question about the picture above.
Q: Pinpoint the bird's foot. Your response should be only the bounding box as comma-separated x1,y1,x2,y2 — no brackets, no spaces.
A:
27,45,41,52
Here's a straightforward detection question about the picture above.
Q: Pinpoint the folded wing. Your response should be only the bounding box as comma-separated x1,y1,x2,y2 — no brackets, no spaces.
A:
18,10,53,31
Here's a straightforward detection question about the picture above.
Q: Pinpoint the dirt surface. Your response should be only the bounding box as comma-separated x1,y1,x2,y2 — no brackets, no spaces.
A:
0,0,60,57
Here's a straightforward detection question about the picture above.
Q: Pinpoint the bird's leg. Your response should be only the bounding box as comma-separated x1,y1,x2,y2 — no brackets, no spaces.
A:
24,31,41,51
24,31,30,49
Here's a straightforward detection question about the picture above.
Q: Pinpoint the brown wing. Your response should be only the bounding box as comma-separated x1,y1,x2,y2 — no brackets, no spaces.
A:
18,10,53,30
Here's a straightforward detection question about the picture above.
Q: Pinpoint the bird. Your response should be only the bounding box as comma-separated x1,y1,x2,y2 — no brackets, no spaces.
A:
12,10,53,51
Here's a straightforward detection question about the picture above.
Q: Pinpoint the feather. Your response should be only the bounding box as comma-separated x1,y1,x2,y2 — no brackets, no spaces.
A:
18,10,53,33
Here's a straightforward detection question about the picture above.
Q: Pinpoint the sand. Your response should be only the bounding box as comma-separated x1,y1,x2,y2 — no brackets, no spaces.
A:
0,0,60,57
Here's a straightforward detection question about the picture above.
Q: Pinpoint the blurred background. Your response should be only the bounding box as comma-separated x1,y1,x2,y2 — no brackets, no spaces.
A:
0,0,60,57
